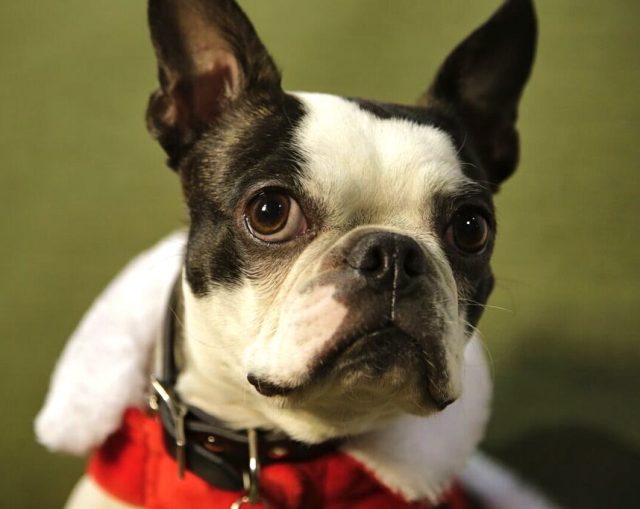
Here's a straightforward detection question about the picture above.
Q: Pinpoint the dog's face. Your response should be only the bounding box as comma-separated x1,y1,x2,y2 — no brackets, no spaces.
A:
146,0,536,440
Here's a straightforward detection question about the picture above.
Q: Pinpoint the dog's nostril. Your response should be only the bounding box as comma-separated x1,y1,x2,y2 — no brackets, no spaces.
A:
358,245,384,272
404,248,427,277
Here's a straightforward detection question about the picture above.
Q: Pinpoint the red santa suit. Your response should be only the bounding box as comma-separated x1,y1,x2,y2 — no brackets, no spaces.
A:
88,408,482,509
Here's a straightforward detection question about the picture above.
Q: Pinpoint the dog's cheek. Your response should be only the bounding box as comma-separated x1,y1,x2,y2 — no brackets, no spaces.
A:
243,285,348,386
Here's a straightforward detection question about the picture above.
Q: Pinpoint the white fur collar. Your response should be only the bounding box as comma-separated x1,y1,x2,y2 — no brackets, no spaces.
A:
35,232,557,508
35,232,186,455
344,334,491,503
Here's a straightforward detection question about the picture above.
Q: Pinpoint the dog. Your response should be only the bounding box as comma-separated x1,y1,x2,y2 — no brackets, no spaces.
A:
36,0,548,507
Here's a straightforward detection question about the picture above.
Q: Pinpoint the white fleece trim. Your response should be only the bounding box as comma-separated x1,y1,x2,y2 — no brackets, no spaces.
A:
35,231,186,455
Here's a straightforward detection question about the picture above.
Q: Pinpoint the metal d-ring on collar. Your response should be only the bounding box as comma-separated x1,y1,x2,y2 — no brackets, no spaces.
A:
231,428,267,508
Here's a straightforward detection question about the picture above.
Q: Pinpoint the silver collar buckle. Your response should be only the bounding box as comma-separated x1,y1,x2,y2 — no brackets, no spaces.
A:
151,377,188,478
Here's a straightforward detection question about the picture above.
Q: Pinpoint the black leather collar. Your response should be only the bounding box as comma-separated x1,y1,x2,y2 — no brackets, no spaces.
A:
151,282,342,492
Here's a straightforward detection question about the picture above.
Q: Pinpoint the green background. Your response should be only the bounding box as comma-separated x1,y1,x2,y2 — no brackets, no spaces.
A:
1,1,638,507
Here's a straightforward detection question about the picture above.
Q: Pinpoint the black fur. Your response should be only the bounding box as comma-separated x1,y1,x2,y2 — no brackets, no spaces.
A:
181,93,307,294
421,0,537,191
147,0,282,167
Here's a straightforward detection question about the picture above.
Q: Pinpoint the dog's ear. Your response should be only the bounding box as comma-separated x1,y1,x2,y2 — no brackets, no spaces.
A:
420,0,537,191
147,0,281,168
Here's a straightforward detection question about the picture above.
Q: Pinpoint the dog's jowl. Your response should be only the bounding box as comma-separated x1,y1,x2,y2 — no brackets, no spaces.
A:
36,1,552,508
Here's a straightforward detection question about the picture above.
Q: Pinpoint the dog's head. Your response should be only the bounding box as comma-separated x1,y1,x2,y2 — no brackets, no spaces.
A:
146,0,536,441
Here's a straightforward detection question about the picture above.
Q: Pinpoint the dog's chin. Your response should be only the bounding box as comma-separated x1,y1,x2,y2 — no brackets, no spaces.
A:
248,326,457,419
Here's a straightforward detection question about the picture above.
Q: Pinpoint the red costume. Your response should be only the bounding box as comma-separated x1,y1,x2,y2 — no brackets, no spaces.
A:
89,408,482,509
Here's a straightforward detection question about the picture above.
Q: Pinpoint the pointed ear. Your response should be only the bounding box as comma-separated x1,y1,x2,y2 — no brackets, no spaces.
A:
420,0,537,191
146,0,282,168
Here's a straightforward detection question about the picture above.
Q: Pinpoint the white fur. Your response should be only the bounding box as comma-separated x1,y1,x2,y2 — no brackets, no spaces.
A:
176,276,275,431
178,269,396,441
244,284,349,385
293,92,468,228
35,231,185,454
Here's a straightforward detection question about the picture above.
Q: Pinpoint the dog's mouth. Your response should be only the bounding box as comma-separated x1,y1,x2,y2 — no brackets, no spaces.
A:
247,325,398,396
247,324,456,410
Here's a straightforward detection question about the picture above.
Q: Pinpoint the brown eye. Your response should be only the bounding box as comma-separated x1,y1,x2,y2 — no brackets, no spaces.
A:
244,190,307,242
446,209,490,254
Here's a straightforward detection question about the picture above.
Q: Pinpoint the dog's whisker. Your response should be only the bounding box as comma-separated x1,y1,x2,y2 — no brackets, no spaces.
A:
455,132,469,156
458,297,514,314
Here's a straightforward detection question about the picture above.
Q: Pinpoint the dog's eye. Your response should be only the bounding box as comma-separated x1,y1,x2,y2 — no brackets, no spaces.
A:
244,190,307,242
445,208,490,254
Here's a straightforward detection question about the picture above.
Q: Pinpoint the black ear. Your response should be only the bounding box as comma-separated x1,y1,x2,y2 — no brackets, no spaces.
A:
420,0,537,191
147,0,282,168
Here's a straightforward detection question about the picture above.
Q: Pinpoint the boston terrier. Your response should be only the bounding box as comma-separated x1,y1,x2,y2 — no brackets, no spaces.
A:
40,0,549,507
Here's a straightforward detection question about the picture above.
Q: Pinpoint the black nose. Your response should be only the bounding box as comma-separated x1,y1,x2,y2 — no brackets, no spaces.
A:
347,232,428,291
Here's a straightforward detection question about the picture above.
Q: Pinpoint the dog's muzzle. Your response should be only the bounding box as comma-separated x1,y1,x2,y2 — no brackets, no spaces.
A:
247,230,460,411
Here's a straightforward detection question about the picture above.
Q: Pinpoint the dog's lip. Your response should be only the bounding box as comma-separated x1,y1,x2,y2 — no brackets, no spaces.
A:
247,325,457,410
246,373,296,397
246,324,401,397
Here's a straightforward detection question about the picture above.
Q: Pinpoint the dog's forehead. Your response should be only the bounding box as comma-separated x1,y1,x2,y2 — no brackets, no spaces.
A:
293,92,467,225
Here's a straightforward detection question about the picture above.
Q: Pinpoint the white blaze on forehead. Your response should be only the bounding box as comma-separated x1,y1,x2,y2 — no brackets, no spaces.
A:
243,284,348,386
292,92,467,225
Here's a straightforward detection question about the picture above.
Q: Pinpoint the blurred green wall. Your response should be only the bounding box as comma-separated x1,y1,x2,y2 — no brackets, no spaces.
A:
1,1,638,507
